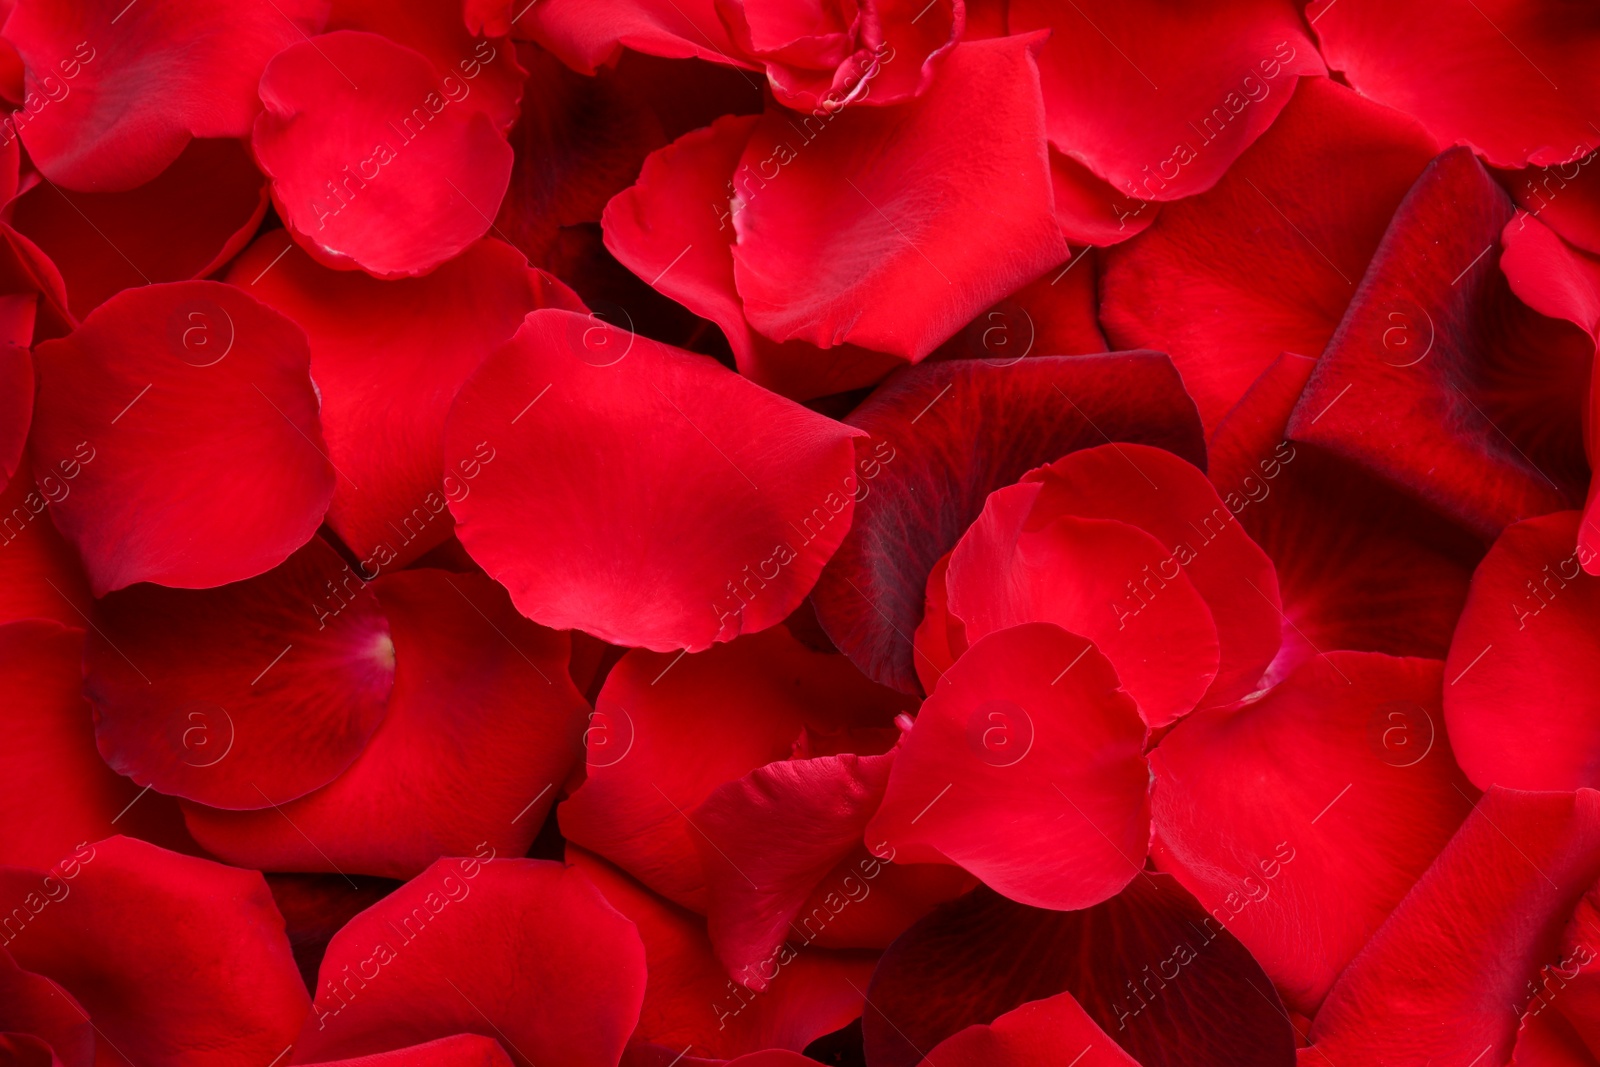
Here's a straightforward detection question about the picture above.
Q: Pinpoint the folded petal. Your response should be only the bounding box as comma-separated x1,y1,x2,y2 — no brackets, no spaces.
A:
0,837,310,1067
183,570,588,878
915,990,1138,1067
811,353,1205,693
730,36,1067,361
444,307,865,652
1101,77,1439,429
1011,0,1321,201
0,471,90,628
3,0,327,189
867,623,1150,911
294,856,646,1067
560,626,908,911
29,280,334,593
1287,147,1591,538
1310,0,1600,168
1506,151,1600,256
302,1035,515,1067
0,949,91,1067
86,535,395,810
1308,788,1600,1066
1150,653,1475,1014
525,0,756,73
227,233,578,570
254,31,515,278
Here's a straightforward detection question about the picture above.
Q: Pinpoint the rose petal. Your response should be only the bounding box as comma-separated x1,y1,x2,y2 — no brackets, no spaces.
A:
0,336,28,488
915,990,1138,1067
267,873,398,993
867,623,1150,911
254,31,515,278
302,1035,515,1067
0,836,309,1067
86,535,395,810
0,471,90,628
811,352,1205,693
294,856,646,1067
0,949,91,1067
29,280,334,594
525,0,756,74
444,307,865,652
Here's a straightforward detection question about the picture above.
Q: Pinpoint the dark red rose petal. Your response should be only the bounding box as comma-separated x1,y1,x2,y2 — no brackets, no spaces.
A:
293,857,646,1067
1208,352,1483,670
943,485,1220,726
0,949,91,1067
1310,0,1600,169
1444,511,1600,791
0,224,72,340
1308,788,1600,1066
1101,77,1439,429
3,0,327,189
267,873,398,993
10,138,268,318
1150,652,1475,1014
29,280,334,594
86,535,395,810
444,308,865,652
227,233,579,570
0,836,309,1067
603,113,905,400
0,472,90,628
863,876,1295,1067
730,36,1068,362
868,624,1150,911
301,1035,515,1067
183,569,587,877
1011,0,1322,202
811,353,1205,693
254,31,515,278
0,334,28,488
914,991,1138,1067
1287,147,1591,538
525,0,757,74
560,626,909,911
571,845,876,1060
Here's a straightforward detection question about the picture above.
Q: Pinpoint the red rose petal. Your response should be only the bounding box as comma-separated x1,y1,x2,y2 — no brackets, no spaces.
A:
10,138,268,318
302,1035,514,1067
730,36,1067,362
86,535,395,810
559,626,909,911
916,990,1138,1067
0,224,72,340
267,873,398,993
1011,0,1322,202
227,233,578,570
1150,653,1475,1014
1308,788,1600,1066
0,837,310,1067
867,624,1150,911
29,280,334,594
525,0,756,74
1287,147,1591,539
811,353,1205,693
182,570,588,878
944,486,1221,727
0,949,91,1067
1310,0,1600,169
910,552,962,695
1101,77,1439,429
0,335,28,488
1048,150,1160,246
444,308,865,652
929,251,1108,362
3,0,327,189
0,471,90,629
293,857,646,1067
254,31,515,278
1444,511,1600,791
1506,152,1600,257
570,845,875,1060
863,876,1295,1067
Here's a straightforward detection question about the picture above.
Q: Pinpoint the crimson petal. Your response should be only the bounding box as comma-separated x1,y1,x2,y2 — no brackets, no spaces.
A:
0,949,91,1067
914,991,1137,1067
0,472,90,629
301,1036,515,1067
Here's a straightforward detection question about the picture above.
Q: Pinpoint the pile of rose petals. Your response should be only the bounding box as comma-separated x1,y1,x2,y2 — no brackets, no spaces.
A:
4,0,1600,1064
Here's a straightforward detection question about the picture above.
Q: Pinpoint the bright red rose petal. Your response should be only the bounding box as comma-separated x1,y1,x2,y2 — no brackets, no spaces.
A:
1444,511,1600,791
1310,0,1600,169
730,35,1068,362
3,0,327,189
560,626,909,911
863,876,1295,1067
445,308,865,652
1506,153,1600,256
0,224,72,340
86,535,395,810
0,472,90,629
811,353,1205,693
1101,77,1439,429
571,845,876,1060
10,138,268,318
294,857,646,1067
227,233,578,570
302,1035,514,1067
868,623,1150,911
1287,147,1591,538
0,836,310,1067
29,280,334,594
1010,0,1322,202
1150,653,1475,1014
1047,150,1159,246
254,31,515,278
929,252,1108,362
525,0,755,74
1308,788,1600,1066
916,990,1138,1067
